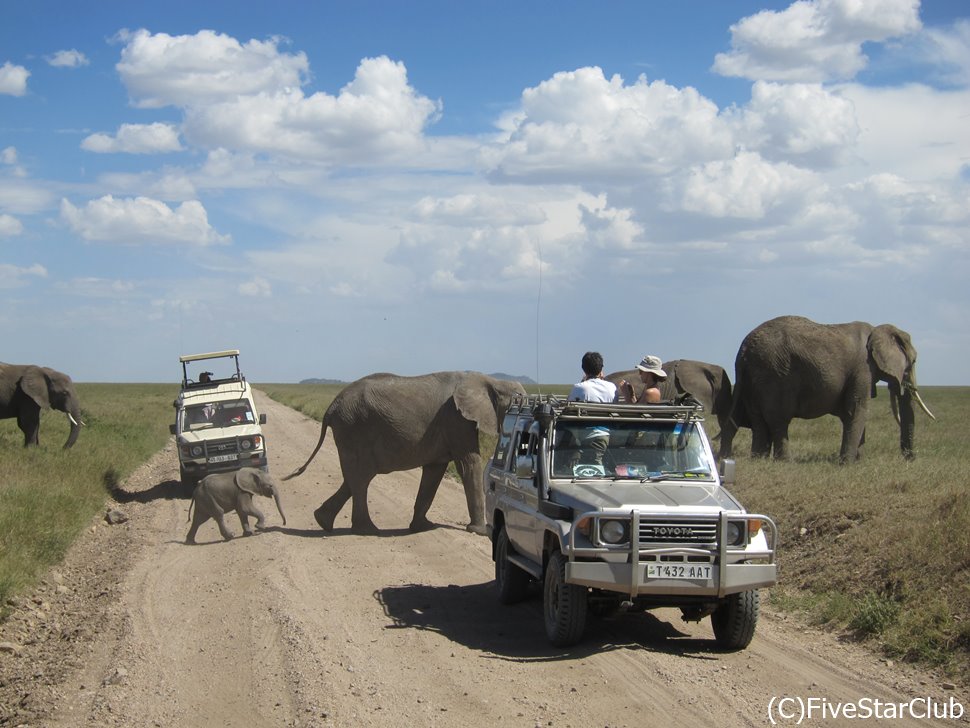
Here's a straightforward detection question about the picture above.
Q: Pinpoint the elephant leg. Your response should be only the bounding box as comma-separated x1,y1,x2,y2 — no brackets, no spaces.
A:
18,411,40,447
348,475,379,534
839,398,867,463
839,415,866,463
236,494,264,536
454,453,486,535
185,504,210,545
749,417,772,458
770,422,791,460
211,507,235,541
409,462,449,533
314,480,353,531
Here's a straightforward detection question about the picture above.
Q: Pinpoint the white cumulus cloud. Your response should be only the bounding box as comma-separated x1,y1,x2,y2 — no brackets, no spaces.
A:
483,66,732,179
182,55,441,163
0,62,29,96
712,0,922,82
47,49,89,68
676,150,817,219
60,195,230,246
81,122,183,154
116,28,309,108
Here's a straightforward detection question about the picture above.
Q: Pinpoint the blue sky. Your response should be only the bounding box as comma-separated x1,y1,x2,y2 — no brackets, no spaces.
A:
1,0,968,385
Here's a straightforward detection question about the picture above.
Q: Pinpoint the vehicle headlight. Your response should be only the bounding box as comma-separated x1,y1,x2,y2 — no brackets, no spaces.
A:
240,438,252,451
726,520,745,546
190,444,204,458
600,519,629,545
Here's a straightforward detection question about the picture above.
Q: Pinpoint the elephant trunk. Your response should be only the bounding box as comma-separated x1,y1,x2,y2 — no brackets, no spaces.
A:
63,408,82,449
897,388,916,460
272,485,287,526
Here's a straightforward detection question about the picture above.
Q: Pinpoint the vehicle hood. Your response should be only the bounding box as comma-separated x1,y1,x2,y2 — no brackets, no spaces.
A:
549,480,743,514
178,424,263,444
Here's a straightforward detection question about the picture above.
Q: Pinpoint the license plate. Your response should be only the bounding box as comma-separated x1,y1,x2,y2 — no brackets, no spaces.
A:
208,453,238,463
647,563,712,580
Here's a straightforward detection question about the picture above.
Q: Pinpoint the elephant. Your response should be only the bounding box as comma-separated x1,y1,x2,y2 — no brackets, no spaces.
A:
0,363,83,448
186,467,286,544
605,359,733,439
285,371,527,535
722,315,935,462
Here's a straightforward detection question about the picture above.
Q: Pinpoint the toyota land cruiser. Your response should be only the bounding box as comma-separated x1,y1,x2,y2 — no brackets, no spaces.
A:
170,349,268,488
485,394,777,650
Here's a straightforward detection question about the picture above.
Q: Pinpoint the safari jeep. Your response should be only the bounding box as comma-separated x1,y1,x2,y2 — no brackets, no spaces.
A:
485,394,777,650
170,349,268,488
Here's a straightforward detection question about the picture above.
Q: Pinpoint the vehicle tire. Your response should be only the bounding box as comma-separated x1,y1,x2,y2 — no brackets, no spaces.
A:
495,527,531,604
543,550,587,647
179,467,199,491
711,589,759,650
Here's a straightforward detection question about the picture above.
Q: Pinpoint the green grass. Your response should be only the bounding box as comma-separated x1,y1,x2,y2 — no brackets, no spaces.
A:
2,381,967,680
0,384,177,613
724,386,970,675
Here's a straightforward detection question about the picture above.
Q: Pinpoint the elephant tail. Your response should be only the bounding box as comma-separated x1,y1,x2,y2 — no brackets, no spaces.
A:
284,412,331,481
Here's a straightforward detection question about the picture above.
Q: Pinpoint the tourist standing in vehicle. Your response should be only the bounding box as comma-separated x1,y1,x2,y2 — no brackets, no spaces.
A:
568,352,620,465
569,352,620,403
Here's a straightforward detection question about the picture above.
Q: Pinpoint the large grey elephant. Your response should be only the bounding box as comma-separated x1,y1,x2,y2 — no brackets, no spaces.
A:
0,363,83,448
723,315,935,462
186,467,286,544
285,371,526,535
606,359,733,437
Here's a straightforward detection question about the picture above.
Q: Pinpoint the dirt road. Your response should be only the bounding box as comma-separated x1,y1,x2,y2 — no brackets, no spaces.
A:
1,392,966,727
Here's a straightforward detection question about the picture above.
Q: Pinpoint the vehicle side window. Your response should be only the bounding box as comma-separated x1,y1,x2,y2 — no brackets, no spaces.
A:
492,412,517,467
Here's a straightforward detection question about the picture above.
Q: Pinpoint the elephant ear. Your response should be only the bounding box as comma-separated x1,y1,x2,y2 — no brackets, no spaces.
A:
453,373,500,434
19,367,52,410
234,468,260,495
868,325,911,390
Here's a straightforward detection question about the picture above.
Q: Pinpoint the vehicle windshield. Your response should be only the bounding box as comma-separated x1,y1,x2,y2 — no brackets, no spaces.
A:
550,419,714,480
182,400,255,431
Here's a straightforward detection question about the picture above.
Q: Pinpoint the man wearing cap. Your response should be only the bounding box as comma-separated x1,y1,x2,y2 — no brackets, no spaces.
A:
619,355,668,404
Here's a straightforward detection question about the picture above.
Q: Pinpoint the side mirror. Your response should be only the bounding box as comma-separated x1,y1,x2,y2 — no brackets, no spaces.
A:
259,414,267,424
718,458,736,485
169,424,177,435
515,455,536,478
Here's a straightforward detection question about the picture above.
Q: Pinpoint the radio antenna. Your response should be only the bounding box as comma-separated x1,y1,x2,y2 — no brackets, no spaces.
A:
535,237,543,394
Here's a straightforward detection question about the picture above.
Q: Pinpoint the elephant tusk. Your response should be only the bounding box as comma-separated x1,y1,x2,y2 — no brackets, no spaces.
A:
68,413,79,426
889,390,900,425
913,388,936,421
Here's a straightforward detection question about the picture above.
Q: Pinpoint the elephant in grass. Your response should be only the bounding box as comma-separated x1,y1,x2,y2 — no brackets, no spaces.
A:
606,359,733,439
722,315,935,462
186,467,287,544
285,371,526,535
0,363,83,448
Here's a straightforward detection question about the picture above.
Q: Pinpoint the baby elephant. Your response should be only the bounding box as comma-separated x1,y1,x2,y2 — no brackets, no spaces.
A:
186,467,287,544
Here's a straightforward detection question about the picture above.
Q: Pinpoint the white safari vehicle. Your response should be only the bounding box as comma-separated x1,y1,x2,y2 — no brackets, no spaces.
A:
485,394,777,650
170,350,268,488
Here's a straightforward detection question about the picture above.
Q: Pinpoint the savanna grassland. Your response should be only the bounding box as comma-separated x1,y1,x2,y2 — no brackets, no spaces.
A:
0,383,177,612
1,382,967,681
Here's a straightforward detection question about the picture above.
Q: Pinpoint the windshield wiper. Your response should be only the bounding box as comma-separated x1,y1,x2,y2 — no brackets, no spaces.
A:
640,469,712,482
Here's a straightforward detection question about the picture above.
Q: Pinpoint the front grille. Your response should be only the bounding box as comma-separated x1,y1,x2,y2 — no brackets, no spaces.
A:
638,519,717,545
206,438,239,455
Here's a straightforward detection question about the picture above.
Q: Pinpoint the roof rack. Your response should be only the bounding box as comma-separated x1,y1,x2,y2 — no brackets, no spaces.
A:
507,393,704,422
